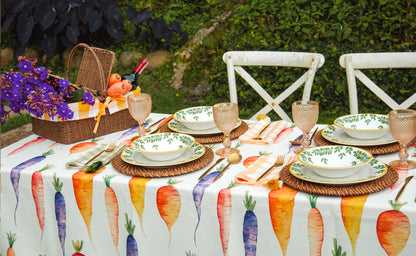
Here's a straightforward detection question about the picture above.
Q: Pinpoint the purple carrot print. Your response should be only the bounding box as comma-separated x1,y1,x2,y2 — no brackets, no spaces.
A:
125,213,138,256
193,170,220,245
53,173,67,256
243,191,257,256
11,149,54,224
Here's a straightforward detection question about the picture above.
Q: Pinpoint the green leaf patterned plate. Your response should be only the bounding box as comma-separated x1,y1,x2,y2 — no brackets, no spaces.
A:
168,118,242,135
121,142,205,168
322,125,396,146
289,158,387,185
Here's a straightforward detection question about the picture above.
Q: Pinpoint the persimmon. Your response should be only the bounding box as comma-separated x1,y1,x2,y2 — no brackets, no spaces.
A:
108,73,121,86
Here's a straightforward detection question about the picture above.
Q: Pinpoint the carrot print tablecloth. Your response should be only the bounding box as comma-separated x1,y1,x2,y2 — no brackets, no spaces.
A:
1,113,416,256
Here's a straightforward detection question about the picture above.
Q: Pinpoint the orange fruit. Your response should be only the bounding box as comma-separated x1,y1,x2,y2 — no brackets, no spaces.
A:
108,73,121,86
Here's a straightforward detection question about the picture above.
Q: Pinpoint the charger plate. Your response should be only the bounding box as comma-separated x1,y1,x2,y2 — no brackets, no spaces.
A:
160,120,249,144
314,129,401,155
112,146,214,177
280,163,398,196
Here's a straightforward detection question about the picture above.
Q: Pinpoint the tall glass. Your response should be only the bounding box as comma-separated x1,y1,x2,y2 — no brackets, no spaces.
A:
388,109,416,169
292,100,319,153
127,93,152,137
213,102,239,157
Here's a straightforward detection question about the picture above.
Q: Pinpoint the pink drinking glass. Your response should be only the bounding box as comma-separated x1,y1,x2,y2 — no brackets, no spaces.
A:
127,93,152,137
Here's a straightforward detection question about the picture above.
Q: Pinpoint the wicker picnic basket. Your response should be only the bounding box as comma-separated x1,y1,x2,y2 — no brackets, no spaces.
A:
31,43,137,144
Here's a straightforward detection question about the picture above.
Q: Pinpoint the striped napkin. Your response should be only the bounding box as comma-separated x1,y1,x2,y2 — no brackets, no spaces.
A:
239,119,290,145
66,144,126,169
236,154,297,186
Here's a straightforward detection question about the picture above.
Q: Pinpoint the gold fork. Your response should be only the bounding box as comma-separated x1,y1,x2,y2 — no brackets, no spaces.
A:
256,155,285,181
252,123,271,140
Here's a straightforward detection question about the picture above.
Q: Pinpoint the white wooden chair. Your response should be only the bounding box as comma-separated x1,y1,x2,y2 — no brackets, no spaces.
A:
339,52,416,114
223,51,325,121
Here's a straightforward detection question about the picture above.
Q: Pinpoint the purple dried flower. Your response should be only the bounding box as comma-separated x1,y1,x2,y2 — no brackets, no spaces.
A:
82,92,95,105
18,60,32,72
58,79,70,90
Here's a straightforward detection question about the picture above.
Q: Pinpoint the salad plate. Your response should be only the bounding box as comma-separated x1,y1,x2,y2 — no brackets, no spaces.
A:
289,158,387,185
168,118,242,135
322,125,396,146
121,142,205,168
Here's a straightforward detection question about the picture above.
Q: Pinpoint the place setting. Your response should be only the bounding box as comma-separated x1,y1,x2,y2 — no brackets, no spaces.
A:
160,104,248,144
314,112,416,157
275,101,401,196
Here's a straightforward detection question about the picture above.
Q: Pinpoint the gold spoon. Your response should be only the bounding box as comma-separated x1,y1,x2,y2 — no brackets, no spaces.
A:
84,142,116,166
198,157,225,180
213,152,242,182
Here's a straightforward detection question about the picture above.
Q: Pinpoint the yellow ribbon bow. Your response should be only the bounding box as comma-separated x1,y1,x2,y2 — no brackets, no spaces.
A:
93,96,125,133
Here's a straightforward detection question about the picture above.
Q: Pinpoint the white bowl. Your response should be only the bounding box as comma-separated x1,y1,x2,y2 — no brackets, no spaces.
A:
298,145,372,178
173,106,216,130
131,133,195,161
334,113,389,140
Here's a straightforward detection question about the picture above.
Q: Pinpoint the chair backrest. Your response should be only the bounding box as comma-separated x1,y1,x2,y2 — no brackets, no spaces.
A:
339,52,416,114
223,51,325,121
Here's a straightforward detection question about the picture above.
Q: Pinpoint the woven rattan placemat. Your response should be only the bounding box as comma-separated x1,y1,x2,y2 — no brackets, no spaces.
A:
314,129,401,155
279,164,398,196
112,146,214,177
159,121,249,144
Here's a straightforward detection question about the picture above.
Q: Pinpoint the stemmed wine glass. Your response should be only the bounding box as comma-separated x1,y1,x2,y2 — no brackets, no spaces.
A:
213,102,240,157
127,93,152,137
388,109,416,170
292,100,319,153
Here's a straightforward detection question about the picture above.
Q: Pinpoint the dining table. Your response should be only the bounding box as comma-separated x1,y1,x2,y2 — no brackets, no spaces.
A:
1,112,416,256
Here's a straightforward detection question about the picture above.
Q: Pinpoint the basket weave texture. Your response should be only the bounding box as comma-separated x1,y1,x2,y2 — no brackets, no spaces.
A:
31,43,137,144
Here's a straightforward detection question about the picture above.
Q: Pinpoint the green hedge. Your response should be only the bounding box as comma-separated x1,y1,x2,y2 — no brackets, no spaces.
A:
187,0,416,122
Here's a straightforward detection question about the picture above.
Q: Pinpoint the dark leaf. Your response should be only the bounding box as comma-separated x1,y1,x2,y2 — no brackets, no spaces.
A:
51,0,68,14
2,0,15,14
180,31,188,43
60,34,73,48
79,2,93,24
162,29,173,47
41,34,57,57
52,15,69,35
88,11,103,33
13,41,27,58
151,41,158,50
170,21,181,33
151,18,166,36
68,0,82,8
34,1,56,30
105,23,122,40
127,7,152,25
13,0,32,14
141,30,149,41
68,7,79,27
66,25,79,44
125,5,139,20
2,13,16,30
92,0,103,8
17,13,34,44
105,9,123,26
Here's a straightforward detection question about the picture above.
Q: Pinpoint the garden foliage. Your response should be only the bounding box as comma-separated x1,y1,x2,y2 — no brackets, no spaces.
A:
196,0,416,120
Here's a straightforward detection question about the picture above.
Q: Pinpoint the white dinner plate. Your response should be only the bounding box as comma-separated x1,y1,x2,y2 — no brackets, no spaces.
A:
121,142,205,168
322,125,396,146
289,158,387,185
168,118,242,135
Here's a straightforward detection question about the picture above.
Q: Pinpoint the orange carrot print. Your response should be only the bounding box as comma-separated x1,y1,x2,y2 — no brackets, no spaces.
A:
268,185,298,256
6,231,16,256
104,174,120,256
217,181,237,256
307,194,324,256
341,195,368,256
377,200,410,256
31,165,51,241
72,167,105,246
157,178,182,246
69,139,100,154
129,176,151,236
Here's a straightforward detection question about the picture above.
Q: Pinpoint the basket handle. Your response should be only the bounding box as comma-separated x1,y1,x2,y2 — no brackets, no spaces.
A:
66,43,107,98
